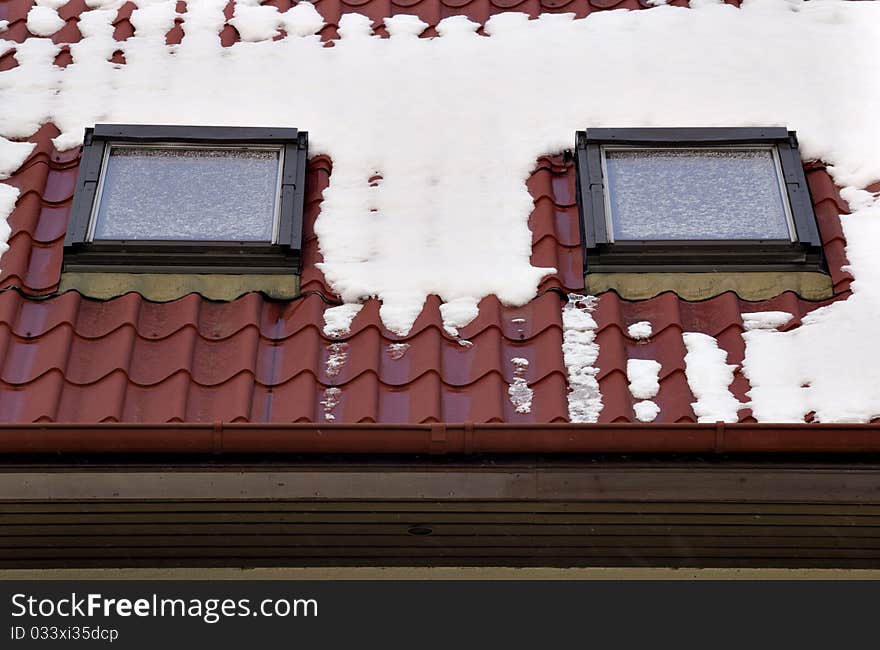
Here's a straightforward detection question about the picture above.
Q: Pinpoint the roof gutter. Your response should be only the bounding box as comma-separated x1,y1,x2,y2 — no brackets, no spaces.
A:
0,422,878,455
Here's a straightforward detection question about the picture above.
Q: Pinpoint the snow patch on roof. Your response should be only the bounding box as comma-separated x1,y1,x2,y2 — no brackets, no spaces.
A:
322,303,363,338
682,332,743,423
26,6,66,37
0,184,18,256
320,387,341,422
633,400,660,423
562,294,603,423
627,321,653,340
742,189,880,423
229,3,283,43
325,342,349,378
742,311,793,331
0,138,36,180
508,357,533,414
627,359,661,400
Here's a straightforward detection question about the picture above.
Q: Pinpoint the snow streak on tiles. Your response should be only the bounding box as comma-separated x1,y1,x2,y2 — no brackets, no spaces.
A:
2,0,880,339
626,358,660,422
682,332,742,423
508,356,533,414
562,293,602,423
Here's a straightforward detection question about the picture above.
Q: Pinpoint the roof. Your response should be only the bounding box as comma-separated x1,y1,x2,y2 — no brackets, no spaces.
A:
0,0,866,427
0,1,732,49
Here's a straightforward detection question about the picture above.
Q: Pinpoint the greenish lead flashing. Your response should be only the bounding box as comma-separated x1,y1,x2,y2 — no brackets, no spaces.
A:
585,271,834,301
59,272,300,302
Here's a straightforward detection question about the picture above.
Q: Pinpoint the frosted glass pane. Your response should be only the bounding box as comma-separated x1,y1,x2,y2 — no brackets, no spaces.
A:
93,146,281,241
604,148,791,241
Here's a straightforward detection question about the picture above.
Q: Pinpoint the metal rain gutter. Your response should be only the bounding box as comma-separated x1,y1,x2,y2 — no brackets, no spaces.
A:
0,422,878,454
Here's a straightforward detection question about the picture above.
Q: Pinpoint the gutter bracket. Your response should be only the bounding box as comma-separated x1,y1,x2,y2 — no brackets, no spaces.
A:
430,423,447,456
212,421,224,455
463,421,475,455
714,421,726,454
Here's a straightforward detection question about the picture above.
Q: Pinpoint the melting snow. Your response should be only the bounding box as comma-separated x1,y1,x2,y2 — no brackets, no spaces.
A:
0,185,18,256
562,294,603,423
320,386,341,421
742,311,793,331
325,341,349,377
386,342,410,359
627,358,660,422
633,400,660,423
0,138,36,179
26,6,66,37
740,191,880,422
627,321,653,341
626,359,660,400
322,303,363,338
682,332,743,423
508,357,534,414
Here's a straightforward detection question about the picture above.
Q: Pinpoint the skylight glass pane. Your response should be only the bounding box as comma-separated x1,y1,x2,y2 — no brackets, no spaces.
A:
603,148,792,241
92,146,281,242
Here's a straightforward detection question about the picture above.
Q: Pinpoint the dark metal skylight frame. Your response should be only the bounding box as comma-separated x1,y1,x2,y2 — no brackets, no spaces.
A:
574,127,824,273
64,124,309,274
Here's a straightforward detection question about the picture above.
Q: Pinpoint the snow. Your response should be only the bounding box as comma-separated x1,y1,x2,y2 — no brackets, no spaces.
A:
626,359,661,400
0,1,878,339
325,342,348,377
26,6,66,37
0,184,19,256
627,321,652,340
320,387,341,421
562,294,603,423
633,400,660,423
283,2,325,37
682,332,743,423
741,189,880,422
507,357,533,414
439,297,480,338
742,311,793,331
0,138,36,180
386,342,410,360
36,0,70,9
627,358,661,422
322,303,363,337
229,3,283,43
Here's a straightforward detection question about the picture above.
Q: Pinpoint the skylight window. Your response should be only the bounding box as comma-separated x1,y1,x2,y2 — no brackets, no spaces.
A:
575,128,823,273
64,125,308,274
92,145,283,242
